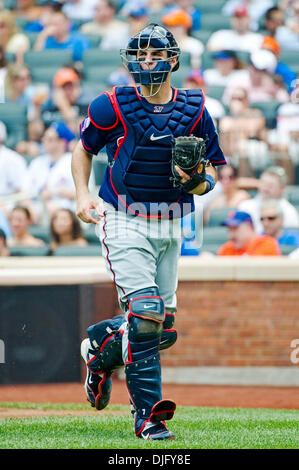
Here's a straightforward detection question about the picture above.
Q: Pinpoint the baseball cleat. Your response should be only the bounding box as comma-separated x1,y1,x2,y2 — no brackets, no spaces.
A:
80,338,112,410
139,422,175,440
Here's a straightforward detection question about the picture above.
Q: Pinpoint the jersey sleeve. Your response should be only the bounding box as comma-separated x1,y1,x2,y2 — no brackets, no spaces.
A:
80,92,118,155
193,107,227,167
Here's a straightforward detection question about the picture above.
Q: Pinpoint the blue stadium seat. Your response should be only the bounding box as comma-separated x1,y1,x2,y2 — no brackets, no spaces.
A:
208,207,234,227
9,245,50,256
52,245,102,256
0,103,27,149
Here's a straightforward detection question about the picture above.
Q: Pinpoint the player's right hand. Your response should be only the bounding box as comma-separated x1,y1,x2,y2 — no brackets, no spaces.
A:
76,193,104,224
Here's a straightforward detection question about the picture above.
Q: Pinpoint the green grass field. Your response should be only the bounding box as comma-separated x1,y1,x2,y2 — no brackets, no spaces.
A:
0,402,298,449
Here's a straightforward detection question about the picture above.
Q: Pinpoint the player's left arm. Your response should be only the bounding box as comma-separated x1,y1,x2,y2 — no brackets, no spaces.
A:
177,107,226,195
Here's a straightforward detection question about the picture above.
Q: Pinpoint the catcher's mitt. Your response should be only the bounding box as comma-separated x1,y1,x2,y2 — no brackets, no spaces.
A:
170,136,207,192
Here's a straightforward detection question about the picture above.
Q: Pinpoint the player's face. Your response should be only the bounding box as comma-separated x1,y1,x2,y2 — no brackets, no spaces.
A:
136,48,168,71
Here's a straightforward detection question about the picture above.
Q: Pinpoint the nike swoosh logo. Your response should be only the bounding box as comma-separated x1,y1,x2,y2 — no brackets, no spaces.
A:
150,133,172,141
144,305,154,309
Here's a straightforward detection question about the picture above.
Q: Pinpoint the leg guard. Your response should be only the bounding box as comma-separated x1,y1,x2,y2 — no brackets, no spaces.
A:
84,310,177,377
81,314,126,410
86,314,126,374
124,287,175,436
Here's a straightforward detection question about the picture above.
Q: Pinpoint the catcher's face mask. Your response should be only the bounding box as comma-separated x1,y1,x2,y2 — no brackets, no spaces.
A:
120,23,180,97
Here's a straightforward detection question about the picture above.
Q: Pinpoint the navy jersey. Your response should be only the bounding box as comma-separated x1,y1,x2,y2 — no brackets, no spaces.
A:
80,86,226,218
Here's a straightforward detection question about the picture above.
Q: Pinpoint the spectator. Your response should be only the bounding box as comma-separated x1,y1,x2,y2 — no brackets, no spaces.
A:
0,208,12,239
183,70,225,121
206,164,250,214
25,123,78,223
15,119,46,159
222,0,274,32
7,206,45,248
222,49,290,105
4,63,32,106
261,36,297,92
0,228,10,257
0,9,30,61
238,166,299,232
99,6,149,50
40,65,94,135
260,199,299,247
0,121,28,207
276,0,299,50
175,0,202,31
219,87,267,171
62,0,99,22
50,208,87,251
0,46,8,100
23,0,64,33
162,8,204,68
217,210,281,256
80,0,128,37
34,11,91,62
207,6,263,53
266,89,299,180
203,50,248,88
13,0,43,23
262,6,285,38
106,67,133,92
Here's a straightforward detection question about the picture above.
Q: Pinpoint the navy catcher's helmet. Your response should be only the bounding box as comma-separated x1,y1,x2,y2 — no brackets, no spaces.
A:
120,23,181,96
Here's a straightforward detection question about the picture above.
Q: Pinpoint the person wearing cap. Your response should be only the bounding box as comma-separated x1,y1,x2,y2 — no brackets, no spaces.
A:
238,166,299,233
0,120,28,209
217,210,281,256
203,50,248,87
162,8,204,68
25,123,82,223
207,6,264,53
174,0,202,32
222,0,274,32
221,48,290,106
40,66,95,134
34,11,91,62
261,36,296,92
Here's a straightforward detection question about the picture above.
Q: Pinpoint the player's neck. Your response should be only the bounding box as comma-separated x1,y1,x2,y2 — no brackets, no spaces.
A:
141,83,173,105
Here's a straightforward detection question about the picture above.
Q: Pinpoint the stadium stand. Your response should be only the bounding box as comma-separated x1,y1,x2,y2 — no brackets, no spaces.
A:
0,0,298,257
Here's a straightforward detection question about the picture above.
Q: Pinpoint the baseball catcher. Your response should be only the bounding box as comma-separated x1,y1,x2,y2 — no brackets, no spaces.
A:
73,22,226,441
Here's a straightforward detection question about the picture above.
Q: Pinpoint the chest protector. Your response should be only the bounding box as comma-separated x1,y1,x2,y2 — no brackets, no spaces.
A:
104,86,205,218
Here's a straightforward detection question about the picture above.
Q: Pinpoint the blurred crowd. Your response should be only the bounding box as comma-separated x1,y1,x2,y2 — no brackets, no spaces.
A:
0,0,299,258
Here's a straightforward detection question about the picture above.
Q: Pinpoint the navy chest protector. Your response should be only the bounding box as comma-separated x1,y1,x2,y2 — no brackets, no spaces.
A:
104,87,205,218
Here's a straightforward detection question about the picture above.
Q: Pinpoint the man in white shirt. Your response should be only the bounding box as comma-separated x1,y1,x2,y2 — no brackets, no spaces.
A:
25,123,79,223
207,6,263,53
238,166,299,233
0,121,28,204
